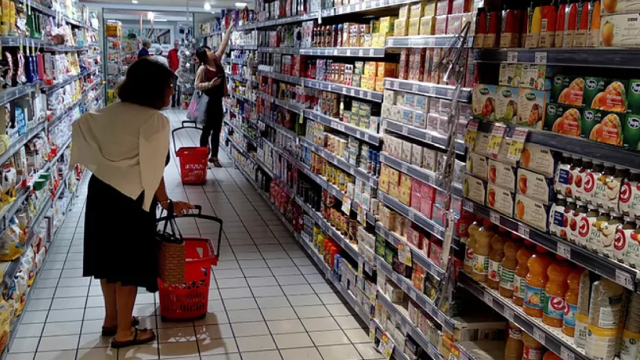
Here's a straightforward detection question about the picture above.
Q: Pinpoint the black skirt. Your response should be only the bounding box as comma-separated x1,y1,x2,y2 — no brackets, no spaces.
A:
83,175,160,292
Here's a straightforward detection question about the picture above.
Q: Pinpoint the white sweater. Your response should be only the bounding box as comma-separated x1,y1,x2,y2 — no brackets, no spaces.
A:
70,102,170,211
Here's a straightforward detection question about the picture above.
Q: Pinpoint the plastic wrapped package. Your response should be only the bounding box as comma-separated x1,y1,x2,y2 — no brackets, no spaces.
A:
0,218,24,261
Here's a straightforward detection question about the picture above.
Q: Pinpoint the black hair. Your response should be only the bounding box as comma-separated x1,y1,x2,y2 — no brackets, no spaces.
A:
118,57,174,110
195,46,211,65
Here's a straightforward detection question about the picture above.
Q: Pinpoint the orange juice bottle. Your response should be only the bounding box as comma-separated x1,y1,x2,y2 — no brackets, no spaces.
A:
487,229,507,289
524,252,553,318
543,262,572,327
500,234,522,298
513,246,535,306
563,269,583,336
542,351,563,360
471,221,496,282
464,217,482,275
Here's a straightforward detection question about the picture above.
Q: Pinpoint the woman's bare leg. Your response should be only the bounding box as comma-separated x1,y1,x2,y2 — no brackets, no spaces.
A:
101,279,117,328
113,283,153,341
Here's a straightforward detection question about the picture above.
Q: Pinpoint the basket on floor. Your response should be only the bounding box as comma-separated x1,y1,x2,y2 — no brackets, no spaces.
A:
172,121,209,185
157,237,218,320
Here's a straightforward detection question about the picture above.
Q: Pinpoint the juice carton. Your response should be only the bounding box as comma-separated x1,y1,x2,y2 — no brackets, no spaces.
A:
624,114,640,150
555,1,567,46
539,3,558,48
583,108,625,147
517,88,548,129
526,2,543,48
472,84,497,120
563,1,580,47
495,86,519,122
587,1,602,47
544,103,583,137
588,79,628,112
600,13,640,47
601,0,640,14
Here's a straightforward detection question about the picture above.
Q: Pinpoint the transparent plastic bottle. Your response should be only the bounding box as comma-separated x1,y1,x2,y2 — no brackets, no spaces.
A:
505,322,524,360
471,220,495,282
563,268,582,337
464,217,482,275
487,229,507,289
513,246,535,307
500,234,522,298
522,332,545,360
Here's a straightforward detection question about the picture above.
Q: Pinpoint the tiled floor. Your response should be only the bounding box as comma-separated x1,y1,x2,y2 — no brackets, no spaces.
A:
6,109,383,360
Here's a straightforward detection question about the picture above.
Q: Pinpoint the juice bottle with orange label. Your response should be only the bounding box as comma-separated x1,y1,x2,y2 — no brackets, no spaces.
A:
464,217,482,275
563,268,583,336
543,262,572,327
500,234,523,298
524,251,553,318
487,229,507,289
471,220,496,282
513,246,535,306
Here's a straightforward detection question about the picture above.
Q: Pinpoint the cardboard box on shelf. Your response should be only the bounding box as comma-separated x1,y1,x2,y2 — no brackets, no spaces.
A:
420,16,435,35
394,19,408,36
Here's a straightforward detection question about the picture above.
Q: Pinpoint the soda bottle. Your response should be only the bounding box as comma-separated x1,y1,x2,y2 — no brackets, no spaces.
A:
487,229,507,289
500,234,523,298
471,220,496,282
464,217,482,275
543,262,572,327
513,246,535,306
563,268,583,336
524,252,553,318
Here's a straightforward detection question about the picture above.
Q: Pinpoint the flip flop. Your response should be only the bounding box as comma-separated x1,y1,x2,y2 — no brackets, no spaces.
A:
110,327,156,349
101,316,140,337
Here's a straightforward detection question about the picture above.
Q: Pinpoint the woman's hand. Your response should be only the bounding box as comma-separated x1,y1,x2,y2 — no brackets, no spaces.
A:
210,78,222,86
173,201,195,216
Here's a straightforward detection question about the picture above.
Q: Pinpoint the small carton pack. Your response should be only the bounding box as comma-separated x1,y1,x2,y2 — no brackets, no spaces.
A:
516,88,548,129
544,103,583,137
486,182,514,217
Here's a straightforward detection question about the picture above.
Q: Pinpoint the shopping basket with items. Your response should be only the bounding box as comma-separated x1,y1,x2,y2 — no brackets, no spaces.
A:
156,203,223,321
171,121,209,185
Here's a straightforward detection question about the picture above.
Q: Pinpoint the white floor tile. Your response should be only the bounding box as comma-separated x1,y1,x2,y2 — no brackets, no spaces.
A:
309,330,351,346
280,347,323,360
34,350,78,360
76,347,118,360
235,335,276,352
231,321,270,337
317,344,363,360
273,332,314,349
240,350,283,360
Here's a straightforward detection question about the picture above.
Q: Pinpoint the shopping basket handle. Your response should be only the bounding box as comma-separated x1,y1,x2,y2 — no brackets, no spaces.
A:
156,208,224,259
171,123,203,154
182,120,200,128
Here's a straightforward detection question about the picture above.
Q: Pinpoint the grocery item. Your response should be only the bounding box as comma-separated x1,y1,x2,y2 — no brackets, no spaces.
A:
517,88,548,129
600,13,640,47
621,293,640,360
588,278,624,329
591,208,611,254
615,216,639,266
525,2,542,48
574,270,592,349
563,0,580,47
524,252,553,318
563,269,583,336
568,201,587,245
505,322,524,360
574,157,593,201
549,195,567,238
513,246,535,306
464,217,482,275
500,234,522,298
542,351,562,360
554,153,573,196
471,220,496,282
602,212,624,258
543,262,571,327
582,204,600,249
584,161,605,205
522,332,545,360
487,230,507,289
545,104,582,136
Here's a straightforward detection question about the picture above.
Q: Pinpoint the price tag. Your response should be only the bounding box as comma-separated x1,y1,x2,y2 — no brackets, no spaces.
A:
507,128,529,161
504,308,514,321
369,320,377,341
366,92,372,100
507,51,518,63
350,88,355,96
26,41,29,56
560,348,575,360
402,126,408,135
333,49,338,56
424,133,432,143
533,328,546,345
347,49,351,56
19,38,23,52
489,211,500,225
387,38,394,47
518,223,530,238
463,200,474,212
369,48,374,56
535,52,548,64
412,84,419,93
359,49,363,56
487,123,506,156
483,291,493,305
616,269,634,290
398,242,412,266
379,333,395,360
408,211,415,222
358,257,364,276
342,87,348,94
557,242,571,259
27,0,31,14
359,90,364,98
465,119,479,150
437,311,445,325
355,3,361,10
408,288,416,301
338,6,344,14
365,262,372,274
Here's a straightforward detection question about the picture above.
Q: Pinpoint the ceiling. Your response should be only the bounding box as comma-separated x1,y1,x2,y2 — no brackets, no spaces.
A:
82,0,251,12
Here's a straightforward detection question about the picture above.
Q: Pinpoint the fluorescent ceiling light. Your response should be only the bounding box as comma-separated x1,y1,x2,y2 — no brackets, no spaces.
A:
204,3,211,10
235,2,247,6
154,18,167,21
131,0,138,3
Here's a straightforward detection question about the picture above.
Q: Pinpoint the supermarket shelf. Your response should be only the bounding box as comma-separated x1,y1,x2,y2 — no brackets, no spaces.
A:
378,190,446,240
376,257,455,333
386,35,472,48
227,73,257,84
0,36,84,51
258,70,303,85
0,122,46,169
0,82,41,107
474,48,640,69
377,289,446,360
275,99,304,114
0,189,28,236
459,273,589,360
463,199,640,292
383,118,466,154
475,117,640,171
225,58,256,66
304,110,382,146
229,92,256,105
375,222,445,281
248,12,319,28
370,318,411,360
226,130,256,158
49,97,84,130
384,78,472,103
299,47,385,57
304,78,384,102
41,69,97,93
258,47,300,54
199,30,222,38
330,0,425,16
229,44,258,50
381,152,463,197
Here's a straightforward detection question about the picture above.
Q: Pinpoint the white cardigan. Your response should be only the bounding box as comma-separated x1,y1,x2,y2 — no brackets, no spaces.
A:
70,102,170,211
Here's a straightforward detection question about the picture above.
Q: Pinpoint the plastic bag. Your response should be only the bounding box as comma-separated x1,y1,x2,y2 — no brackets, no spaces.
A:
0,220,24,261
14,270,27,315
0,299,10,353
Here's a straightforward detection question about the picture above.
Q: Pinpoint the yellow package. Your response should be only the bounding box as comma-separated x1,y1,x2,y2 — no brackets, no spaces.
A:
420,16,435,35
425,0,437,17
0,299,9,354
409,18,421,35
0,0,8,36
394,19,408,36
379,16,398,34
398,5,410,19
410,1,428,18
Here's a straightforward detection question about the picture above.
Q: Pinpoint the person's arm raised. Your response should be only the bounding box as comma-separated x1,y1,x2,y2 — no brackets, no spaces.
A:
215,25,234,59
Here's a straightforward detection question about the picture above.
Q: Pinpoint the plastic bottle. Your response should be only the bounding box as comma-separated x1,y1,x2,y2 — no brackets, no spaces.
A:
621,293,640,360
585,279,625,360
513,246,535,306
543,262,571,327
471,220,495,282
563,269,582,337
500,234,523,298
524,252,553,318
505,322,524,360
522,332,545,360
464,218,482,275
574,270,592,349
487,229,507,289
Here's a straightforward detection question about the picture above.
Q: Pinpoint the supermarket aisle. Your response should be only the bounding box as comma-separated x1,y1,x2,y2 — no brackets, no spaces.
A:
5,109,382,360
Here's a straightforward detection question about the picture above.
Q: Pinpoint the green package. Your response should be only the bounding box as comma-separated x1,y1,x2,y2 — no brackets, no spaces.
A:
627,79,640,114
624,114,640,151
544,103,583,137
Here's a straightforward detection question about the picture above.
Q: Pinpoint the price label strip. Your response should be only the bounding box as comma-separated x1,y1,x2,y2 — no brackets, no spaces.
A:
397,242,412,266
487,123,506,156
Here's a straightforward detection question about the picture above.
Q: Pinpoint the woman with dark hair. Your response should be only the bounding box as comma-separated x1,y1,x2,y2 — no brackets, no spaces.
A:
194,25,233,167
70,57,194,348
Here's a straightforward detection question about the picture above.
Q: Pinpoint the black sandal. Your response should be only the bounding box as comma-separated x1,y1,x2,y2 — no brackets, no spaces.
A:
110,327,156,349
101,316,140,336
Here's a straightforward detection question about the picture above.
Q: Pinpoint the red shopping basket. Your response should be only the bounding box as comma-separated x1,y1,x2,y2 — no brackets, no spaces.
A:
172,121,209,185
156,207,223,321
